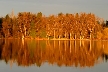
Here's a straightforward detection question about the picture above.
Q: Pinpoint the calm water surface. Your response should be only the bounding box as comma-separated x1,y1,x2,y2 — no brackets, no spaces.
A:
0,39,108,72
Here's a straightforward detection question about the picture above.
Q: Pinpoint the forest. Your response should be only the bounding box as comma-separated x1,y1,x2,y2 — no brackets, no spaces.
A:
0,11,108,40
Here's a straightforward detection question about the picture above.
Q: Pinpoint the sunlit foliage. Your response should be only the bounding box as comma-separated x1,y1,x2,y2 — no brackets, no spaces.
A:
0,12,107,39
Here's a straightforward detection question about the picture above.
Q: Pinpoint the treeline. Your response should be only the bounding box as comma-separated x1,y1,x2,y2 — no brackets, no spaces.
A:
0,12,108,39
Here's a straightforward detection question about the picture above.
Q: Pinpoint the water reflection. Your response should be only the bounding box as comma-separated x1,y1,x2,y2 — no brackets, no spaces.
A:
0,39,108,67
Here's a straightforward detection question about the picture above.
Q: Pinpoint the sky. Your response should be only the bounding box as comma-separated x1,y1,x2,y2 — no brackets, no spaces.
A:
0,0,108,20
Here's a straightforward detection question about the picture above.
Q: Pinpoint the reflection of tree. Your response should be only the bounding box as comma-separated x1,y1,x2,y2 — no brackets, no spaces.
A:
0,39,107,67
102,54,108,62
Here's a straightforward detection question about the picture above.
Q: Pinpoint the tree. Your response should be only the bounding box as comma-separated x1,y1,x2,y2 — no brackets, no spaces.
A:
2,14,12,38
57,13,65,39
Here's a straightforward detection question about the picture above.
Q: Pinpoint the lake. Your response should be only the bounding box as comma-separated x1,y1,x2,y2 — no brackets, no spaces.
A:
0,39,108,72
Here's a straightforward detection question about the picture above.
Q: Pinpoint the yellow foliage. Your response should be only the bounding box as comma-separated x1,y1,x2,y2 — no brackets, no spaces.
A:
97,32,103,39
102,28,108,39
103,28,108,35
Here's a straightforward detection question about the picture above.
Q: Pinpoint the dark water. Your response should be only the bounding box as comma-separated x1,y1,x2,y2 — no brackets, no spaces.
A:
0,39,108,72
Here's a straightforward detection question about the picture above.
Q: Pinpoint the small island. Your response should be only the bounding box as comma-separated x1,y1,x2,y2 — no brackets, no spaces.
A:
0,11,108,40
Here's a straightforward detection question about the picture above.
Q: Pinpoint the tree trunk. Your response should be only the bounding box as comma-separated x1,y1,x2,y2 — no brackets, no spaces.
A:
65,31,66,38
59,35,61,39
80,35,81,39
90,32,91,39
24,25,26,37
75,34,76,39
54,29,55,39
22,34,24,39
70,33,72,39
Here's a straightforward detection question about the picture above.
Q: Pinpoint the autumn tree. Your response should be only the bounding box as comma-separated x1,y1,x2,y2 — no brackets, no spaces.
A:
2,14,12,38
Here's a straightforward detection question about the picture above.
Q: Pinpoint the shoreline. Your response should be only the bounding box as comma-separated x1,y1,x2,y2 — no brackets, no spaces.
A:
0,37,107,41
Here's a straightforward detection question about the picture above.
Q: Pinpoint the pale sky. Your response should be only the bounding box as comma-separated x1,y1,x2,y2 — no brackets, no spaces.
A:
0,0,108,20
